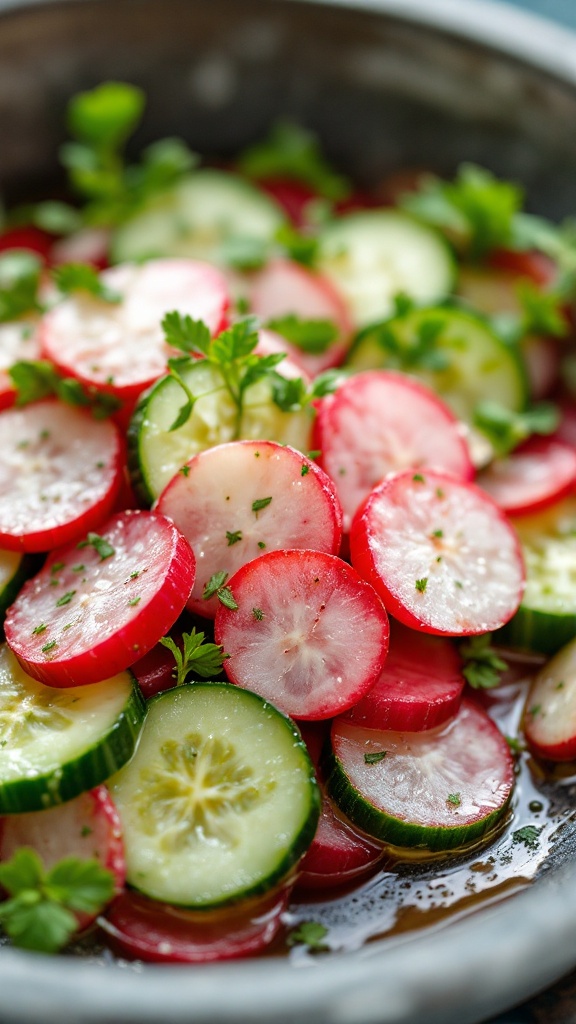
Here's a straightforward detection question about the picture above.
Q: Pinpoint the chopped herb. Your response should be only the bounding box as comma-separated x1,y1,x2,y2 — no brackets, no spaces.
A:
0,848,114,953
529,704,542,717
556,681,565,690
265,314,338,354
71,564,85,573
252,496,273,514
77,532,115,560
238,121,351,201
431,529,443,539
52,263,121,304
0,250,43,323
413,474,425,483
56,591,76,607
128,597,141,607
512,825,543,851
226,530,243,546
129,570,141,580
506,735,526,754
257,541,266,550
447,793,461,807
179,465,191,477
307,450,321,460
217,586,239,611
31,624,47,636
286,920,330,953
252,608,265,621
301,464,310,477
436,488,445,499
159,628,229,684
41,640,58,653
473,400,560,458
80,826,93,838
203,571,229,600
51,562,65,575
415,578,428,593
364,751,387,765
459,634,507,690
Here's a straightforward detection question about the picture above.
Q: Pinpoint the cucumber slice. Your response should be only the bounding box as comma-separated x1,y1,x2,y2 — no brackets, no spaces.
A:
0,644,145,813
346,307,527,422
316,210,455,328
498,497,576,655
111,170,286,266
0,551,37,636
109,683,320,909
127,360,313,505
326,699,514,852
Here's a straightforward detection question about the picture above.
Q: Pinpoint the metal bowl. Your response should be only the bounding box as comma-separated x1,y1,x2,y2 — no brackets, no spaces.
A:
2,1,576,1021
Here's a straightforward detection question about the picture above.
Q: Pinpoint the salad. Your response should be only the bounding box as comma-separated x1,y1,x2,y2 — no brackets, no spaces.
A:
0,81,576,962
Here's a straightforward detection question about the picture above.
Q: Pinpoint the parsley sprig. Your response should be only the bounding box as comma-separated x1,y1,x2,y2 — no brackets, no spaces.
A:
0,251,43,324
472,400,560,458
265,314,338,354
237,121,351,202
9,360,121,419
459,634,508,690
52,263,121,304
0,848,114,953
159,628,229,684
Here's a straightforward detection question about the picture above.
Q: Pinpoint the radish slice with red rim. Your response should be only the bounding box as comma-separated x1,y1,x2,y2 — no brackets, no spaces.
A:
523,638,576,761
5,509,195,687
296,792,384,889
39,259,229,407
314,371,474,532
0,785,125,929
215,549,389,720
326,698,515,851
249,258,352,376
156,440,342,618
350,469,525,636
337,622,464,732
100,885,290,963
0,399,124,552
0,320,41,412
476,437,576,517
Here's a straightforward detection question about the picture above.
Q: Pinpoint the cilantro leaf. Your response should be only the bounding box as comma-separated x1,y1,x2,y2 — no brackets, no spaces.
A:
52,263,121,303
459,634,508,690
159,628,228,685
0,251,43,323
265,314,338,354
402,164,524,259
287,920,330,952
473,400,560,457
238,121,351,201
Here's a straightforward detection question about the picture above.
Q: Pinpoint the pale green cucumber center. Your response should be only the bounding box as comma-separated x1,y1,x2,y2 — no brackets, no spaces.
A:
515,499,576,614
0,550,24,593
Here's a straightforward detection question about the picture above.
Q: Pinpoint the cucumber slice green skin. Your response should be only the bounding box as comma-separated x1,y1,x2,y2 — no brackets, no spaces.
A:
0,553,39,638
324,750,511,852
496,606,576,657
346,306,528,423
0,675,146,815
110,683,321,910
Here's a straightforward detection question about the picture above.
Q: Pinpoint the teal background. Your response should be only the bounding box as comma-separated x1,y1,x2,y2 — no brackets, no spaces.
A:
506,0,576,28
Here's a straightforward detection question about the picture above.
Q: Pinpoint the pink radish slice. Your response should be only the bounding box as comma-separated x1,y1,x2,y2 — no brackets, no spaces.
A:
100,885,290,963
297,793,384,889
338,622,464,732
313,371,474,532
156,440,342,619
523,639,576,761
215,549,389,720
0,399,123,552
249,258,352,376
5,510,195,687
350,469,525,636
477,437,576,516
256,329,311,381
327,698,515,850
0,320,41,412
0,786,124,929
39,259,229,406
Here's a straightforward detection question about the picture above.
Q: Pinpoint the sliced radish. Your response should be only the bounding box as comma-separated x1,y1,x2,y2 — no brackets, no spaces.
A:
39,259,229,407
0,228,53,261
523,637,576,761
256,179,317,226
350,469,525,636
314,371,474,532
488,248,556,287
131,629,183,699
327,698,514,851
0,319,41,412
297,793,384,889
337,622,464,732
477,437,576,517
0,399,124,552
249,258,352,376
156,440,342,618
100,885,290,963
215,549,389,720
0,785,124,929
5,509,195,687
255,328,311,382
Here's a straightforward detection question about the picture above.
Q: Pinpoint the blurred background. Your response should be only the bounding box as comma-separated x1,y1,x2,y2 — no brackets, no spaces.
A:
507,0,575,27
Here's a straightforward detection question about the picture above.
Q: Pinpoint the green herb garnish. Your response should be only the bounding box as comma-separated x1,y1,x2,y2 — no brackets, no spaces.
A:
159,628,228,685
459,634,507,690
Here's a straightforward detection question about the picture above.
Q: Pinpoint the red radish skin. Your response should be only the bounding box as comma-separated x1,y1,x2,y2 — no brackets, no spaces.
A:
0,400,124,552
0,228,54,260
338,622,464,732
39,259,229,408
131,631,183,699
297,793,384,889
5,510,195,687
314,371,474,532
350,469,525,636
250,258,353,376
215,549,389,720
523,639,576,761
100,885,291,964
329,698,515,848
0,786,125,929
156,441,343,618
477,437,576,517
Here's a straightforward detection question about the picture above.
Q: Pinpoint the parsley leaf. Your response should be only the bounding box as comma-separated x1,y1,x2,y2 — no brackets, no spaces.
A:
162,312,211,355
77,532,115,560
9,360,121,418
0,848,114,953
238,121,350,201
364,751,387,765
159,629,228,684
52,263,121,304
459,634,508,690
265,314,338,354
0,251,43,323
511,825,543,851
287,920,330,953
473,400,560,457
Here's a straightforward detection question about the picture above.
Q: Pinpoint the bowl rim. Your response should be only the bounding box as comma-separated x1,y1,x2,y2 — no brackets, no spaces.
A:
2,1,576,1022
